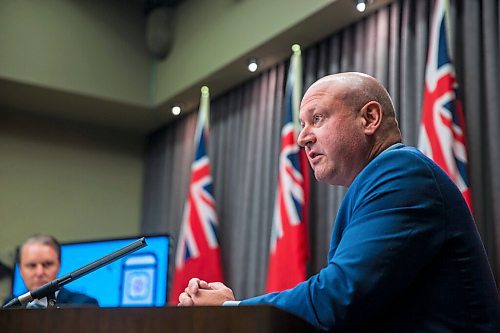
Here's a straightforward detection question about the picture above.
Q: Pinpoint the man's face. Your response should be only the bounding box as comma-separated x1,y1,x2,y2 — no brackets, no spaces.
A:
297,82,367,187
19,243,60,290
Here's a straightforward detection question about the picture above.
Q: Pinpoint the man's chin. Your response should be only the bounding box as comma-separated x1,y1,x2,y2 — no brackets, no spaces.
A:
314,170,340,186
313,170,328,183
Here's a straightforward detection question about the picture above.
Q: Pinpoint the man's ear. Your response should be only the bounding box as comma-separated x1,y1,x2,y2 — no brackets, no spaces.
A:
360,101,382,135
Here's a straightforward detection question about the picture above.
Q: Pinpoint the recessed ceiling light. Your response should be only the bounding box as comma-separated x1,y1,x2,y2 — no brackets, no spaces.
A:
356,0,366,12
248,59,258,72
171,105,181,116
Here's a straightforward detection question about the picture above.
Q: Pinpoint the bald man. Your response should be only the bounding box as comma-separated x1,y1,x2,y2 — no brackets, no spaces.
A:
178,73,499,332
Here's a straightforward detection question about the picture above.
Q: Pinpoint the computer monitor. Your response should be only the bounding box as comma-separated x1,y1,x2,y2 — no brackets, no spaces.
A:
11,234,170,307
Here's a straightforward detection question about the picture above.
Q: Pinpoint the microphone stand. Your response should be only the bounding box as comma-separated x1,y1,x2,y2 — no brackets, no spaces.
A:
47,292,57,309
3,237,147,309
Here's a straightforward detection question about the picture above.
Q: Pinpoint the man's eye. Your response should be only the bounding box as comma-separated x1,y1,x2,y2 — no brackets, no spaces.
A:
313,114,323,123
42,261,55,268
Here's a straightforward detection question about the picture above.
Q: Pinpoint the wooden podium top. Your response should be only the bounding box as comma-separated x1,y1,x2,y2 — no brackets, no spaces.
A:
0,305,320,333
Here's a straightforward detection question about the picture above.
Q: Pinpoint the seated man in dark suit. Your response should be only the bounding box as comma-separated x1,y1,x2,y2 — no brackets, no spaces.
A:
4,234,98,308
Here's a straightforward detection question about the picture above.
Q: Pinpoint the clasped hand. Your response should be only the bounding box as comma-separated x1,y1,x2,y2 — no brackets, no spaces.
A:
177,278,236,306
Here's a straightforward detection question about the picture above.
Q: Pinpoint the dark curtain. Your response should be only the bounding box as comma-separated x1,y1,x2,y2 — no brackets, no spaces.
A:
141,0,500,299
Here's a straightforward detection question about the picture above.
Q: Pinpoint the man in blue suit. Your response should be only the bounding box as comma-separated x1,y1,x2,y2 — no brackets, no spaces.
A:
178,73,499,332
4,234,98,308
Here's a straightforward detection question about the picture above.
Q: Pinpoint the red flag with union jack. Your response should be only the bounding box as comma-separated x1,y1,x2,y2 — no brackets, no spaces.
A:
169,86,224,304
418,0,473,212
266,45,310,293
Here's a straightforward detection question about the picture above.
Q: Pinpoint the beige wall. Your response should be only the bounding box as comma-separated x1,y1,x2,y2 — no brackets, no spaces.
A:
0,0,340,111
0,111,143,298
0,0,151,106
155,0,336,104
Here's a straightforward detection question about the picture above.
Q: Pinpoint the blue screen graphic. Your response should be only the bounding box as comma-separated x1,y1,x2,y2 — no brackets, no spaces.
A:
12,235,169,307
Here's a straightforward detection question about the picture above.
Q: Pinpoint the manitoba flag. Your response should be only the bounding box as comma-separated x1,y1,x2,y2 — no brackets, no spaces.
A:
266,45,310,292
169,86,224,303
418,0,473,212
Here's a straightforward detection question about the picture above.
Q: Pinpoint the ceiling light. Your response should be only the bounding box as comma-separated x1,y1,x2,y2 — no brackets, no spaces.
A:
247,59,258,72
356,0,366,12
171,105,181,116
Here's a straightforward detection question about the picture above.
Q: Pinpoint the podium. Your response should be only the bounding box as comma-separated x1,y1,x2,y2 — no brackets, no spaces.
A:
0,305,320,332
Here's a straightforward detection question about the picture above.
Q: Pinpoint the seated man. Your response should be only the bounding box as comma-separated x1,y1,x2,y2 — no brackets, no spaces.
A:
4,234,98,308
178,72,499,332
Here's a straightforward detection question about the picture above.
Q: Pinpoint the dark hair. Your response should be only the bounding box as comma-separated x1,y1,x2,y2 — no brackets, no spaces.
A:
17,234,61,263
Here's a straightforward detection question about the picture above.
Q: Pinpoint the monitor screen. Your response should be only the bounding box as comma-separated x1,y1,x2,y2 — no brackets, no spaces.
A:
11,234,170,307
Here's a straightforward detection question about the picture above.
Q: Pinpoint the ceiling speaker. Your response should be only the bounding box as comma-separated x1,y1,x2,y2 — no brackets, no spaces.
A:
146,6,175,59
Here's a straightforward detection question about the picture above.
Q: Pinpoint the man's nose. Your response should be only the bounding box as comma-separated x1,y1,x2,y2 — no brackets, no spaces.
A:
34,264,45,275
297,126,315,147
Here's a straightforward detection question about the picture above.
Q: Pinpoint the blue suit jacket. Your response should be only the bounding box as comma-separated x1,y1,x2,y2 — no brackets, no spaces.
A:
56,287,99,307
242,144,499,332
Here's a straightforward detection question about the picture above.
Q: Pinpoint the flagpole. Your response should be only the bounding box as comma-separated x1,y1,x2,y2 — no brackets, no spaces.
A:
291,44,302,138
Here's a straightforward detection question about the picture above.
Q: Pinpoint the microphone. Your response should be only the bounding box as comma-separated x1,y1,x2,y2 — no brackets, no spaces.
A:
3,280,60,308
3,237,147,309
